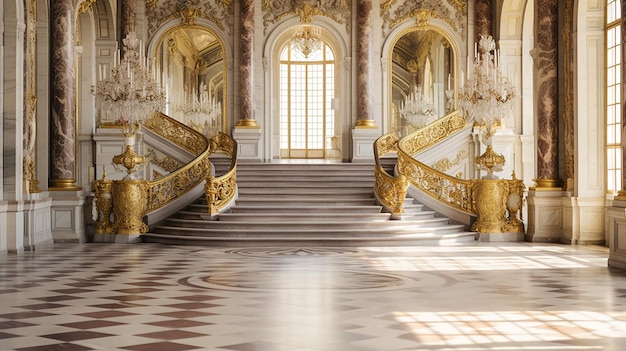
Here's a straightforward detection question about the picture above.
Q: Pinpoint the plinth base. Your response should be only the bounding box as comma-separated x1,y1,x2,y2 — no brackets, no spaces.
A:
478,232,525,242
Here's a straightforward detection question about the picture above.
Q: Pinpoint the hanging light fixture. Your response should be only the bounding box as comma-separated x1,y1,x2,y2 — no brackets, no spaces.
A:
291,25,322,57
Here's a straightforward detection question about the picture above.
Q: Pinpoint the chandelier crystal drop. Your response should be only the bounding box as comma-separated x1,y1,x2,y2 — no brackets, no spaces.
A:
291,25,322,57
399,85,436,128
93,32,165,136
176,82,222,138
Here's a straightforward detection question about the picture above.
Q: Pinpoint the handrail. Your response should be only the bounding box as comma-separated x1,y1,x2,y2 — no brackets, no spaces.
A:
143,113,211,212
373,111,472,217
397,112,475,214
374,111,526,234
93,112,238,234
204,132,238,216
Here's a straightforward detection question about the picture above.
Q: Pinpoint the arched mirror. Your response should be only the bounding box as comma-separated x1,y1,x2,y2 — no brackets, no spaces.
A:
390,28,455,134
154,26,225,135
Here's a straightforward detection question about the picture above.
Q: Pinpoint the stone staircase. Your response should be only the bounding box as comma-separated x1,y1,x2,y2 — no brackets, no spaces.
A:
142,161,477,246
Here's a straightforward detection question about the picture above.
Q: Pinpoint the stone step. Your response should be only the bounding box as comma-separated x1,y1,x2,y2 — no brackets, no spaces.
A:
187,204,384,214
214,212,393,222
143,160,475,247
162,217,452,230
236,188,374,196
143,231,477,247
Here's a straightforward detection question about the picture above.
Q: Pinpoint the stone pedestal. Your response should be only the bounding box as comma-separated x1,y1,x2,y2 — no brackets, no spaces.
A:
50,190,88,243
607,201,626,270
526,188,563,242
233,127,262,162
352,128,378,163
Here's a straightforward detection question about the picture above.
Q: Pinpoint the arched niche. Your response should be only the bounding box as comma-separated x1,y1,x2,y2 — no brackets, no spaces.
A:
152,25,226,135
264,17,349,160
382,21,462,135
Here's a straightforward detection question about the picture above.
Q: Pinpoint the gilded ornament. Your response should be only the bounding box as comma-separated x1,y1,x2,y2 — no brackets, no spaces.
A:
294,3,321,23
93,168,114,234
112,180,149,234
77,0,96,14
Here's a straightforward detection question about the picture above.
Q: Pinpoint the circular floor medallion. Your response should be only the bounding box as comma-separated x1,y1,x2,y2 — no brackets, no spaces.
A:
180,269,417,292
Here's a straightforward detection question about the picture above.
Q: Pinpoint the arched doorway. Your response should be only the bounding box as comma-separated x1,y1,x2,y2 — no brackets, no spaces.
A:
278,25,338,159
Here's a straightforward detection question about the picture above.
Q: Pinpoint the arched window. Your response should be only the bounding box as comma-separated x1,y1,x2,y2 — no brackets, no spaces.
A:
606,0,621,194
279,36,335,158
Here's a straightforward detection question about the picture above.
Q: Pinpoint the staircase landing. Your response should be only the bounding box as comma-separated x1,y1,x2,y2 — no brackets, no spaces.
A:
142,161,476,246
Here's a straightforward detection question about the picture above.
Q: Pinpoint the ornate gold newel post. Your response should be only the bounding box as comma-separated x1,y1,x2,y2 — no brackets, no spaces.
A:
471,174,526,241
526,0,562,242
112,180,148,234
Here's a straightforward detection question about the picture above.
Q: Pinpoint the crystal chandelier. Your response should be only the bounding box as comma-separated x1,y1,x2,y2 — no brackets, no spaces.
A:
458,35,516,179
291,25,322,57
399,85,436,128
93,32,165,136
176,83,222,137
92,32,165,177
458,35,515,139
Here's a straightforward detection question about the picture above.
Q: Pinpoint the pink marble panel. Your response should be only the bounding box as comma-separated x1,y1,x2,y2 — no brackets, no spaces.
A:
240,0,255,121
50,0,76,181
357,0,372,120
535,0,559,180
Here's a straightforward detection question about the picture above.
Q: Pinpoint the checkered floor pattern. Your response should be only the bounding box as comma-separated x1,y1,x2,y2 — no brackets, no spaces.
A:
1,242,626,350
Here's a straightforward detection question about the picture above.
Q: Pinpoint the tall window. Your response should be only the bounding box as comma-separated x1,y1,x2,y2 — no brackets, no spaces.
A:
607,0,621,194
279,41,335,158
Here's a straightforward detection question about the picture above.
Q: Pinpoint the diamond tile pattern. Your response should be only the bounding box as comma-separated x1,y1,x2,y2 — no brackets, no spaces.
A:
0,243,626,350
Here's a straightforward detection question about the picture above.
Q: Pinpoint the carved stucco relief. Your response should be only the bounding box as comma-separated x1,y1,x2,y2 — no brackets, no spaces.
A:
262,0,351,36
380,0,465,39
145,0,233,40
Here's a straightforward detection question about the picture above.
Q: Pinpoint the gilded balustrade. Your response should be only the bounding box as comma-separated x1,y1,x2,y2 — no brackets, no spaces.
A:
374,111,526,234
205,132,238,216
374,133,409,218
93,112,238,234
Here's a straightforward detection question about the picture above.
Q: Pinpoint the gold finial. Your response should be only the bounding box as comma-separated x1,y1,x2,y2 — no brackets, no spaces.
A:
102,165,108,181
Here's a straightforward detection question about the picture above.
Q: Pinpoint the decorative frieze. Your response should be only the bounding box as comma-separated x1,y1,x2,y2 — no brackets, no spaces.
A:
262,0,351,35
145,0,233,40
380,0,465,38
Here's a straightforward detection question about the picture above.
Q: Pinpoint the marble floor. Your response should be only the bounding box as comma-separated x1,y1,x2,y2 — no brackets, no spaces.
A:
1,242,626,351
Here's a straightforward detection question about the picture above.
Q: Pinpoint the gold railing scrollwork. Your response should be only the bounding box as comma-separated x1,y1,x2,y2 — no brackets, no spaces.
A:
374,112,471,217
93,112,238,235
374,133,409,218
374,111,527,234
143,113,212,213
204,132,238,216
